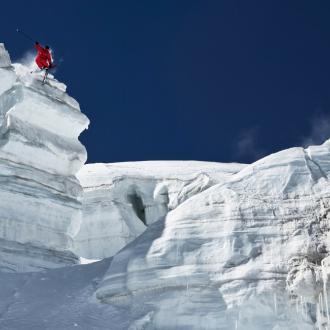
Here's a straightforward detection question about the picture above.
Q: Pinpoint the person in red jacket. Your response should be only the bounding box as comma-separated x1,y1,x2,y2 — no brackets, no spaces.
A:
35,41,53,69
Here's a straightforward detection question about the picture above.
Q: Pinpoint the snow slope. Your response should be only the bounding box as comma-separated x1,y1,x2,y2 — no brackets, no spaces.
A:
75,161,246,259
0,259,121,330
0,44,89,272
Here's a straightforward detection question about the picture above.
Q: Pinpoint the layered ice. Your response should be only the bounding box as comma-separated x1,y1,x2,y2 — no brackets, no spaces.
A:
96,142,330,329
75,161,246,259
0,44,89,272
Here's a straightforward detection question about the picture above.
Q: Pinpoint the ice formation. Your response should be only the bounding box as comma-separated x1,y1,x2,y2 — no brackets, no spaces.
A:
0,43,330,329
0,44,89,272
75,161,245,259
95,143,330,329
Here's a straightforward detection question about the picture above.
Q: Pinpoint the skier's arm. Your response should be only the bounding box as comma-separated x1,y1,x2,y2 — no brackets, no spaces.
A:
35,42,43,52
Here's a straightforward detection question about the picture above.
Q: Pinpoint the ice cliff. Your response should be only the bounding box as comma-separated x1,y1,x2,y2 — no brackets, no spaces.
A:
0,43,245,271
75,161,245,259
0,44,89,272
95,142,330,329
1,43,330,329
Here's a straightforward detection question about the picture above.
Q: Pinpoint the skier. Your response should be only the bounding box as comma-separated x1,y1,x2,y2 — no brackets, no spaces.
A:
34,41,53,70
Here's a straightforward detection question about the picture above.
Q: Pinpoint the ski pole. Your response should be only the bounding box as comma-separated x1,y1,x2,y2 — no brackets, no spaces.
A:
16,28,35,43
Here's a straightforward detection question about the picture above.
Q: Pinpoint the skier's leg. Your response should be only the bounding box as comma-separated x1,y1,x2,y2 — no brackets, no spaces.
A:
42,69,49,84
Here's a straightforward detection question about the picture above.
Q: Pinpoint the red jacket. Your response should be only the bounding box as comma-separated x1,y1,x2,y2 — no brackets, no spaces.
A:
35,44,52,67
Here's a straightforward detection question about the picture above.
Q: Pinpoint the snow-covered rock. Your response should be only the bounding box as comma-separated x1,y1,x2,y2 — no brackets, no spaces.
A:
0,44,89,272
75,161,246,259
96,142,330,329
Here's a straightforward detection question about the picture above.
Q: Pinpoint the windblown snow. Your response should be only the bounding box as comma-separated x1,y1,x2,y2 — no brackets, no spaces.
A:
1,43,330,329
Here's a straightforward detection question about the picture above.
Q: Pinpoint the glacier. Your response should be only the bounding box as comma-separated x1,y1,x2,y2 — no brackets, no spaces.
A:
93,142,330,329
75,161,245,260
0,43,89,272
0,43,330,329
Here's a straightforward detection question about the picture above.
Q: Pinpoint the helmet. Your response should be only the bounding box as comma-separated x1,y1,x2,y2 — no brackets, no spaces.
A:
45,45,50,49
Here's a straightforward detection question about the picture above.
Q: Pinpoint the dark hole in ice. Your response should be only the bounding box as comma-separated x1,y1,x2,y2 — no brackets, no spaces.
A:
128,192,146,225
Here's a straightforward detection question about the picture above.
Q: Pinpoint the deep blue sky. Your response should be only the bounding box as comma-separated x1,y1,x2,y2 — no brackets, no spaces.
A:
2,0,330,164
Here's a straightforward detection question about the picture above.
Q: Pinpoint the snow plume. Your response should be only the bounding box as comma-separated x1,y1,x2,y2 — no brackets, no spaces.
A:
16,50,37,70
233,127,265,163
302,112,330,147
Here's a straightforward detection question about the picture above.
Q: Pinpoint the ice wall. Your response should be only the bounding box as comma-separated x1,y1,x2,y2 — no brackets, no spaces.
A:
0,44,89,272
75,161,246,259
96,142,330,329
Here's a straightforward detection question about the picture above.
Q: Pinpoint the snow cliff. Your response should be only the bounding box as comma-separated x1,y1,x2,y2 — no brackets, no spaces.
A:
75,161,245,259
95,142,330,329
0,44,89,272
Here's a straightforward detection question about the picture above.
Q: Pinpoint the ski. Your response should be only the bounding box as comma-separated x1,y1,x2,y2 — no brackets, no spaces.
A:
30,68,44,74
